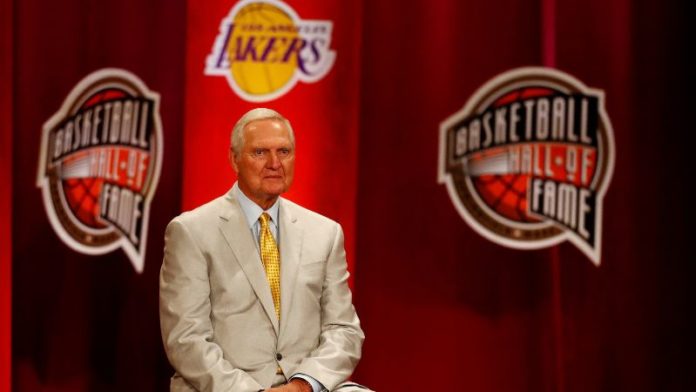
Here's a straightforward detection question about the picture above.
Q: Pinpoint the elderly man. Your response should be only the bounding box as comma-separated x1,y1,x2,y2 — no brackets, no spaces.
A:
159,108,368,392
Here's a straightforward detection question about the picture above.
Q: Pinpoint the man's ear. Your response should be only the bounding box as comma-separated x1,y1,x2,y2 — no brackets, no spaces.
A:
229,149,239,172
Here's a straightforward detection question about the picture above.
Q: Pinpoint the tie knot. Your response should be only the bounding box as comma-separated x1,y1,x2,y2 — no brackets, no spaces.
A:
259,212,271,227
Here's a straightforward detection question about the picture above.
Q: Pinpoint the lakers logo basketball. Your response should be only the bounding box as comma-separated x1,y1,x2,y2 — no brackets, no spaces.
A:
205,0,336,102
36,69,163,273
438,67,615,265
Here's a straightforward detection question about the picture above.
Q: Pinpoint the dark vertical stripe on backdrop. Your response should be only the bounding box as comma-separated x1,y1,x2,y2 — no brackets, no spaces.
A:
542,0,565,391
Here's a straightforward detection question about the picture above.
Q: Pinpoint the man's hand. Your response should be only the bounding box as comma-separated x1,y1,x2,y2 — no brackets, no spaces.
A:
265,378,312,392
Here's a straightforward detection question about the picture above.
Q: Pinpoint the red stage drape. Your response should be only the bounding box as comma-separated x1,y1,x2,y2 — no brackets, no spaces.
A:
10,1,186,390
5,0,695,391
353,0,694,391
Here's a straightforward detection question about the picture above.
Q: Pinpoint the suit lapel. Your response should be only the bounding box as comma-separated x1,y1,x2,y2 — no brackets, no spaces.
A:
279,199,303,339
218,192,279,334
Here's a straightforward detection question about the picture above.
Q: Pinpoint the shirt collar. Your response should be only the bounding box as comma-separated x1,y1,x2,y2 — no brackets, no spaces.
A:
234,182,280,228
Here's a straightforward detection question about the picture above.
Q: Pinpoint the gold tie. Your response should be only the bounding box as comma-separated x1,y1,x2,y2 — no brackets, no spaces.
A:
259,213,281,320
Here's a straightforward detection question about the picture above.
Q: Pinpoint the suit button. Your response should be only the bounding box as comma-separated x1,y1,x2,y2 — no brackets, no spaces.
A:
276,353,283,361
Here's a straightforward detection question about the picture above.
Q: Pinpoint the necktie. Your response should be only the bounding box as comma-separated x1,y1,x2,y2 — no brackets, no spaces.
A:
259,213,281,320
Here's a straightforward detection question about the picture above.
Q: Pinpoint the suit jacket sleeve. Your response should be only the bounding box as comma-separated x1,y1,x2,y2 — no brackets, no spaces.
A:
159,218,264,392
293,223,365,390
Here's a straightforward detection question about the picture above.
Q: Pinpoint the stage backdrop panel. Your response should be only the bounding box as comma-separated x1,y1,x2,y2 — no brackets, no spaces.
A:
11,0,186,390
353,0,694,391
5,0,694,391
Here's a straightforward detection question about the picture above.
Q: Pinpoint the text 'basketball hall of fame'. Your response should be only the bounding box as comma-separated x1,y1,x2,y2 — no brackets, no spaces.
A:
37,69,163,273
438,67,615,265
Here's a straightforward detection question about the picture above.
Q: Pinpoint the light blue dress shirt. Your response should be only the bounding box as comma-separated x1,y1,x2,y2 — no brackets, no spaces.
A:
234,184,326,392
235,183,280,244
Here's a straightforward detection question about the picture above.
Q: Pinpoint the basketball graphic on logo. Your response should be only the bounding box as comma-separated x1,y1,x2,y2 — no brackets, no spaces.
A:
63,173,104,228
472,171,534,222
227,2,299,95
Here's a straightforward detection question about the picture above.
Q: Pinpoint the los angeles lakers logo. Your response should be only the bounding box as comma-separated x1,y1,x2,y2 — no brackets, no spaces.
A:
438,68,615,265
36,69,163,273
205,0,336,102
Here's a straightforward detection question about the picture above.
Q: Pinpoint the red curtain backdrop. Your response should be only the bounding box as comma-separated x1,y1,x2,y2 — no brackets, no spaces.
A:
353,0,694,391
5,0,695,391
10,0,186,390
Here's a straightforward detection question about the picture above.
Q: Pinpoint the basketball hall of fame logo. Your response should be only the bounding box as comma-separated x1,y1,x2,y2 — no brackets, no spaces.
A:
36,69,163,273
438,67,615,265
205,0,336,102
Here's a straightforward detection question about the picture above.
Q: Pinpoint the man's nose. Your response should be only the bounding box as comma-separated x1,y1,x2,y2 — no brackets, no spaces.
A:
266,152,281,169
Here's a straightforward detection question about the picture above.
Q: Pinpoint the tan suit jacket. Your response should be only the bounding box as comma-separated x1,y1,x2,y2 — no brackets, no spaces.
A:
159,189,364,392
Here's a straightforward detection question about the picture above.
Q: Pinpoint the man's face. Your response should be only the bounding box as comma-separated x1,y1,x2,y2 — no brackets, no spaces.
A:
231,118,295,208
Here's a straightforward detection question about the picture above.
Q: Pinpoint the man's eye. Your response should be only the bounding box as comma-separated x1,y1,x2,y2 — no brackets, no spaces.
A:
278,149,290,157
253,149,265,156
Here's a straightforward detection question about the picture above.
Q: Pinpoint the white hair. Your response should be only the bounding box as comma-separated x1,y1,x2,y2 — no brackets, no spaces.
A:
230,108,295,156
